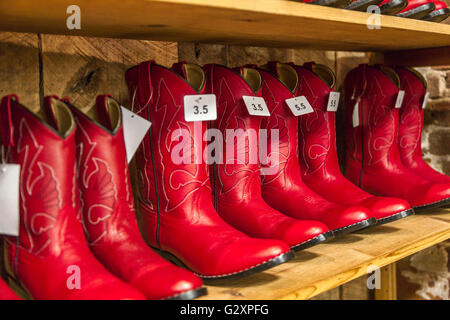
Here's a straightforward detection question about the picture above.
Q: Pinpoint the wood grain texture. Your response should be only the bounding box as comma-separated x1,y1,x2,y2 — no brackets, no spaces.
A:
0,32,40,108
375,264,397,300
202,209,450,300
41,35,177,109
1,1,450,51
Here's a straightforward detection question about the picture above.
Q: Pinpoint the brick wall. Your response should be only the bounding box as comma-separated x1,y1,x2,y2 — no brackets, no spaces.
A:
396,65,450,300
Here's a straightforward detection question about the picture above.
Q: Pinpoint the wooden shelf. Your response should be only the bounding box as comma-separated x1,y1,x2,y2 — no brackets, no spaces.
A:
1,0,450,53
202,208,450,300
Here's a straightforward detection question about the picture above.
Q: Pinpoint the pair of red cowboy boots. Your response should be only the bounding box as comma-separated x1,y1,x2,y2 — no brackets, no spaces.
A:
0,94,205,300
343,64,450,210
124,60,413,280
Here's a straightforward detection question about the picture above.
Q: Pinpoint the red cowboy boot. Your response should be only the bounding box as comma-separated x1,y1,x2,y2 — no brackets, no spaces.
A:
395,67,450,185
0,95,145,300
125,61,292,279
254,62,374,236
0,278,20,300
284,62,412,225
65,95,206,300
343,64,450,210
203,63,331,251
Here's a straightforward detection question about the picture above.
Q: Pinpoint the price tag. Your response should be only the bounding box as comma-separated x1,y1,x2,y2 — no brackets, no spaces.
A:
121,106,151,163
184,94,217,122
0,164,20,236
421,92,430,109
285,96,314,116
243,96,270,117
395,90,405,109
352,100,360,128
327,92,340,112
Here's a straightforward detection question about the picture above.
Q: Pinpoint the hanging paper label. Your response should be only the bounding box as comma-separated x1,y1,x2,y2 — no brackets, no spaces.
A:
184,94,218,122
395,90,405,109
352,100,360,128
243,96,270,117
0,164,20,236
285,96,314,116
121,106,151,163
327,92,340,112
421,92,430,109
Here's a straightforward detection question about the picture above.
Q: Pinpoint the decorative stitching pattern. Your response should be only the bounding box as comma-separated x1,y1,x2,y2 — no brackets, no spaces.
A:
17,118,61,256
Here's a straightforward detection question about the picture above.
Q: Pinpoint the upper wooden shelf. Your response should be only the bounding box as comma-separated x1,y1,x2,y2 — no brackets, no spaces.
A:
1,0,450,52
202,209,450,300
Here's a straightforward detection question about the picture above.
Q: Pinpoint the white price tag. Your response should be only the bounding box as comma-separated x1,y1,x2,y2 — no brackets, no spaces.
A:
121,106,152,163
243,96,270,117
422,92,430,109
395,90,405,109
285,96,314,117
352,100,360,128
184,94,217,122
0,164,20,236
327,92,340,112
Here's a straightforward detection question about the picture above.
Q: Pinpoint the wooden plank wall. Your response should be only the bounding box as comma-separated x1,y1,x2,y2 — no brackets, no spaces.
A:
0,32,371,299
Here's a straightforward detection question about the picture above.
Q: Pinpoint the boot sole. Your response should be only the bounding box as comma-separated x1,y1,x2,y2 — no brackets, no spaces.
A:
374,208,415,226
290,231,334,252
397,3,436,19
379,0,408,15
345,0,383,11
308,0,353,9
154,249,293,281
332,217,377,237
413,197,450,211
164,287,208,300
422,8,450,22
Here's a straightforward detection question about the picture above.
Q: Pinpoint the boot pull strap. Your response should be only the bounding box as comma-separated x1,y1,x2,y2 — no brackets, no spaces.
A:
95,94,114,131
137,60,155,114
302,62,315,71
265,61,280,76
43,95,62,131
0,94,18,149
171,61,188,78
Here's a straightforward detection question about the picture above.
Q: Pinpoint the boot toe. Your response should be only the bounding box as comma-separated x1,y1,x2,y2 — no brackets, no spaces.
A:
132,266,204,300
204,239,291,278
415,183,450,208
325,206,374,232
275,220,330,248
68,278,147,300
361,197,411,220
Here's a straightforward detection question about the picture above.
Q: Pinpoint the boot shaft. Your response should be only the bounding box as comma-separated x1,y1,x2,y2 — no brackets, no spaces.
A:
395,67,428,165
344,64,403,169
125,61,213,215
256,63,301,187
0,95,80,256
68,95,136,244
204,64,264,203
292,62,341,177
